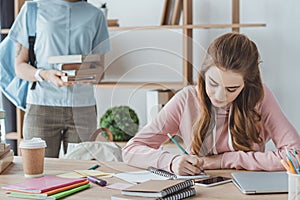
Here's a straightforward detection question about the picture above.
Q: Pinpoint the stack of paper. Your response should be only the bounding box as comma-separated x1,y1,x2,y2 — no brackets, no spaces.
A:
1,176,90,199
0,143,13,174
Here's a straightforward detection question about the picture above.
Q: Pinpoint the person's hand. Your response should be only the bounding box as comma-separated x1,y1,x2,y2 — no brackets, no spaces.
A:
171,155,204,176
40,70,73,87
202,154,223,169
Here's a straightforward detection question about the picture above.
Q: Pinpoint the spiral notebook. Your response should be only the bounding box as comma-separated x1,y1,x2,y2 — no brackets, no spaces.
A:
114,167,209,184
111,187,196,200
147,167,209,180
121,179,195,198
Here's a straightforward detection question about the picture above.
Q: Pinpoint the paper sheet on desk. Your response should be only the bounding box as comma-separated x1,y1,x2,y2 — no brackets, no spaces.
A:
114,170,169,184
58,170,112,178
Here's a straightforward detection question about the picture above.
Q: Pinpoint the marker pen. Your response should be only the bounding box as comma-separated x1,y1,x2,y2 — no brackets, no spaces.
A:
87,176,107,187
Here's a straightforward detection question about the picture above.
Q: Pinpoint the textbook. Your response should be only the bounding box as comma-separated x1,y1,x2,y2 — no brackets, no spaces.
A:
0,144,11,159
63,68,103,77
6,180,89,196
48,54,101,64
0,110,5,119
1,176,86,193
121,179,195,198
0,150,14,174
111,187,196,200
7,183,90,200
61,75,97,82
0,143,10,153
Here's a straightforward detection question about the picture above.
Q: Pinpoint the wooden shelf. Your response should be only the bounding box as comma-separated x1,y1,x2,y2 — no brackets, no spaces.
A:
0,29,9,34
108,23,266,31
5,132,18,140
94,81,185,90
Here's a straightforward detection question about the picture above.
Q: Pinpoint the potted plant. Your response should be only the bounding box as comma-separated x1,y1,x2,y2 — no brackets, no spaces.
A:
100,106,139,141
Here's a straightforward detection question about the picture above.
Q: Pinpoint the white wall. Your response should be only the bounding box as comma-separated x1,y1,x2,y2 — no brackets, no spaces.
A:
91,0,300,133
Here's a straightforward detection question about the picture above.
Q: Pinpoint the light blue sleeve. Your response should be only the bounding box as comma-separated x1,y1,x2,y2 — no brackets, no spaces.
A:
92,12,111,55
8,3,29,49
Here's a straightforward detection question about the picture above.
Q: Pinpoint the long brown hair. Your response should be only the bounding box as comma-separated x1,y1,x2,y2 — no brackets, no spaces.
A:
191,33,264,155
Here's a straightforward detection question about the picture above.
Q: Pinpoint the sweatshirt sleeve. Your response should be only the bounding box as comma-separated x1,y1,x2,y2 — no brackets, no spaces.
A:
122,87,189,172
222,85,300,171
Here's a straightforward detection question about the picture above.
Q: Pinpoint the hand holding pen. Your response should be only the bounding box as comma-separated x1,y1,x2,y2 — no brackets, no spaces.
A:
167,133,205,176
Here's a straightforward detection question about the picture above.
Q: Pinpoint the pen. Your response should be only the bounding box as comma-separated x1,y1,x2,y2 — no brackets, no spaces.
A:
87,176,107,187
88,164,100,170
167,133,188,155
167,133,205,173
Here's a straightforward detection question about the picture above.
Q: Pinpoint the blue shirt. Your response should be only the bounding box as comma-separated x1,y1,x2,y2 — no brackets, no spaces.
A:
9,0,110,107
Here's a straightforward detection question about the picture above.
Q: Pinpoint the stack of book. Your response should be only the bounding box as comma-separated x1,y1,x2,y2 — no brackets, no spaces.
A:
0,143,13,174
111,179,196,200
107,19,119,27
2,176,90,199
0,110,5,141
48,54,104,83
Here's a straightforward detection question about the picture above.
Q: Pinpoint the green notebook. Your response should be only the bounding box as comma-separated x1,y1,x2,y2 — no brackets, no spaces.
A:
49,183,90,199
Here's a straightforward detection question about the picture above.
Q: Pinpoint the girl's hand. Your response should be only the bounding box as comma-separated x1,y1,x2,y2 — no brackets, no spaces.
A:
40,70,73,87
171,155,204,176
202,154,223,169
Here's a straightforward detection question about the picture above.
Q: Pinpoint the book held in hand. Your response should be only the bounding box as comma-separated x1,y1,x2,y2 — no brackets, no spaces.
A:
121,179,195,198
61,67,104,83
61,75,97,83
48,54,101,64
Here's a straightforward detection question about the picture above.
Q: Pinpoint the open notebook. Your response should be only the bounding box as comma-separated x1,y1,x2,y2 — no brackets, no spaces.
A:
113,167,209,184
231,171,288,194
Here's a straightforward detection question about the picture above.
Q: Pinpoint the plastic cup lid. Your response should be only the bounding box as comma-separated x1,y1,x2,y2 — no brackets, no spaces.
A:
19,138,47,149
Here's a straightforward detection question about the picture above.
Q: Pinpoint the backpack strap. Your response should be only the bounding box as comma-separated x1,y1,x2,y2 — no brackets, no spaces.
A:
26,2,38,90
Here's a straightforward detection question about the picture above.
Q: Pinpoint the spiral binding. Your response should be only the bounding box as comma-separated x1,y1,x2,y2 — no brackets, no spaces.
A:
147,167,177,179
161,187,196,200
162,180,194,196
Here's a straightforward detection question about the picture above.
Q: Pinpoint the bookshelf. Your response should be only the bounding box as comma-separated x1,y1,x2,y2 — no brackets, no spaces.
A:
2,0,266,155
97,0,266,88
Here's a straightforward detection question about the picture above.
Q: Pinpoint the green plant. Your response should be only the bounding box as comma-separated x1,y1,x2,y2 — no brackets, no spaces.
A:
100,106,139,141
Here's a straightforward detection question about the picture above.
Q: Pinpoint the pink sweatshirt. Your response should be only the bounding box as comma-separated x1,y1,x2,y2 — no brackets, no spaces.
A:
123,85,300,172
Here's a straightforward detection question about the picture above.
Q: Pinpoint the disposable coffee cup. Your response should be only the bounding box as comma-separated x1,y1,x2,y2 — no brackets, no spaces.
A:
288,172,300,200
19,138,47,178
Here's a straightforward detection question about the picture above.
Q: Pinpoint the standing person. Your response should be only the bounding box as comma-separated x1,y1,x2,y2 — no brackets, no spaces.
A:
9,0,110,157
123,32,300,175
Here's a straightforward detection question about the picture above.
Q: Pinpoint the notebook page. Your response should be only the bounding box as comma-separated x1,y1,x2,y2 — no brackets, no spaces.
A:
113,170,169,184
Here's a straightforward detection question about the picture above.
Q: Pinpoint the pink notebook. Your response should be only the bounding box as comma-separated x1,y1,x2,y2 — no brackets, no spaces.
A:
2,176,86,193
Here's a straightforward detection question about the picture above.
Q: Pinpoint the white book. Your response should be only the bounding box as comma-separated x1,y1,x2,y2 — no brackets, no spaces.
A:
48,54,101,64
